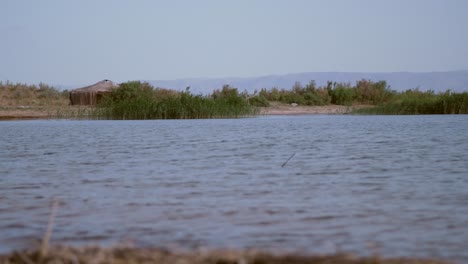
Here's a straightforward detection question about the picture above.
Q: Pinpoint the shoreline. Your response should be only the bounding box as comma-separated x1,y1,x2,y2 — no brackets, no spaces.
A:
259,103,371,115
0,104,371,120
0,106,66,120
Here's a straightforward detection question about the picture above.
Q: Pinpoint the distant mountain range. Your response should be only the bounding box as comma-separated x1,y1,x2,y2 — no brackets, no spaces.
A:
144,70,468,94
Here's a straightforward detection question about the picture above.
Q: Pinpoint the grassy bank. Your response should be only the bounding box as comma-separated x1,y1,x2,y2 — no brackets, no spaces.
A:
2,79,467,119
0,246,450,264
98,79,468,118
354,90,468,115
0,81,95,120
97,82,258,119
0,81,68,107
254,80,468,114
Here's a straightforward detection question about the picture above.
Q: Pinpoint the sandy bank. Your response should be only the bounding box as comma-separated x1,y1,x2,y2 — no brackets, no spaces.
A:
260,103,372,115
0,106,91,120
0,106,55,120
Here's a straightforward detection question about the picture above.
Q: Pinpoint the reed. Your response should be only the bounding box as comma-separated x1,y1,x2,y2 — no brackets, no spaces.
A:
355,90,468,115
54,106,99,119
40,199,59,258
96,82,257,119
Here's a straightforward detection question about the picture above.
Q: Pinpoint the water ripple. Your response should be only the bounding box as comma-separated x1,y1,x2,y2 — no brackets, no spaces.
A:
1,116,468,262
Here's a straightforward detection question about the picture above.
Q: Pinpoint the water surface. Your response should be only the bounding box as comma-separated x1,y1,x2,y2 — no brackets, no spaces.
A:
1,115,468,262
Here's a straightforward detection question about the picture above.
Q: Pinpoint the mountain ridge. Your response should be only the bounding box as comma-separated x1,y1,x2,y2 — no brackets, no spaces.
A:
8,71,466,93
144,70,468,94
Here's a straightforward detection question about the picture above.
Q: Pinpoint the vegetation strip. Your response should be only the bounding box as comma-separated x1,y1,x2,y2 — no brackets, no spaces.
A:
1,79,467,120
96,82,257,119
0,246,450,264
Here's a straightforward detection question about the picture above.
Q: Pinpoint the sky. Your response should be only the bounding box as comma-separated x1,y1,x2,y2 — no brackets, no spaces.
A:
1,0,467,85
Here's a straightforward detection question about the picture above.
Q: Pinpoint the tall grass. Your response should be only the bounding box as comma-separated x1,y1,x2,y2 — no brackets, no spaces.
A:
355,90,468,114
97,82,257,119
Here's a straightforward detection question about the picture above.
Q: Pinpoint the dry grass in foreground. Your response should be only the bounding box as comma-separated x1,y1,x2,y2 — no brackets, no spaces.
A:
0,82,70,120
0,246,451,264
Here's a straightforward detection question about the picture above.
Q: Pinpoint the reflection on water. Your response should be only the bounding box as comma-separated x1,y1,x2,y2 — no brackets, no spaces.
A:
1,115,468,261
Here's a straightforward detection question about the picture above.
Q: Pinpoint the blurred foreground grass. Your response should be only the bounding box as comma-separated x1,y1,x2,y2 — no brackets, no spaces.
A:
0,246,450,264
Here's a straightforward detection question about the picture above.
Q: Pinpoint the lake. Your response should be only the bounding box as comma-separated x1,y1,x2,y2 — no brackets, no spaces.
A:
1,115,467,262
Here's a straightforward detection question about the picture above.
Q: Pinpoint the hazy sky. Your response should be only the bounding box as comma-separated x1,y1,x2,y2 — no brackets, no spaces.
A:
1,0,467,85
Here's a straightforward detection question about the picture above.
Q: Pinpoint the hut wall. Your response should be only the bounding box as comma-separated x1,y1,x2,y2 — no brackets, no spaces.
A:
69,91,111,105
70,91,98,105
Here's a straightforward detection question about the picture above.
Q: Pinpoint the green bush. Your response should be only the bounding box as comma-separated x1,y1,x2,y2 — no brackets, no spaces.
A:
248,95,270,107
331,84,354,106
256,81,332,106
99,81,155,119
354,80,394,104
98,82,257,119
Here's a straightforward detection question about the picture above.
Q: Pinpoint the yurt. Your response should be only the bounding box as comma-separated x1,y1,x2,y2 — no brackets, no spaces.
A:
69,80,118,105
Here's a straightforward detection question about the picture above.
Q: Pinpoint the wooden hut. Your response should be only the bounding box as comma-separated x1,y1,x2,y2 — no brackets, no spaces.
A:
69,80,119,105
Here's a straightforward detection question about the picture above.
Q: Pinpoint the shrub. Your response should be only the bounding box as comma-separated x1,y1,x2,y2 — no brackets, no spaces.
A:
331,83,354,106
354,80,394,104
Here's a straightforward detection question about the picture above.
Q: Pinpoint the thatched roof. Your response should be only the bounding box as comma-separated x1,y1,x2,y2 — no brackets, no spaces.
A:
71,79,119,93
69,80,119,105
